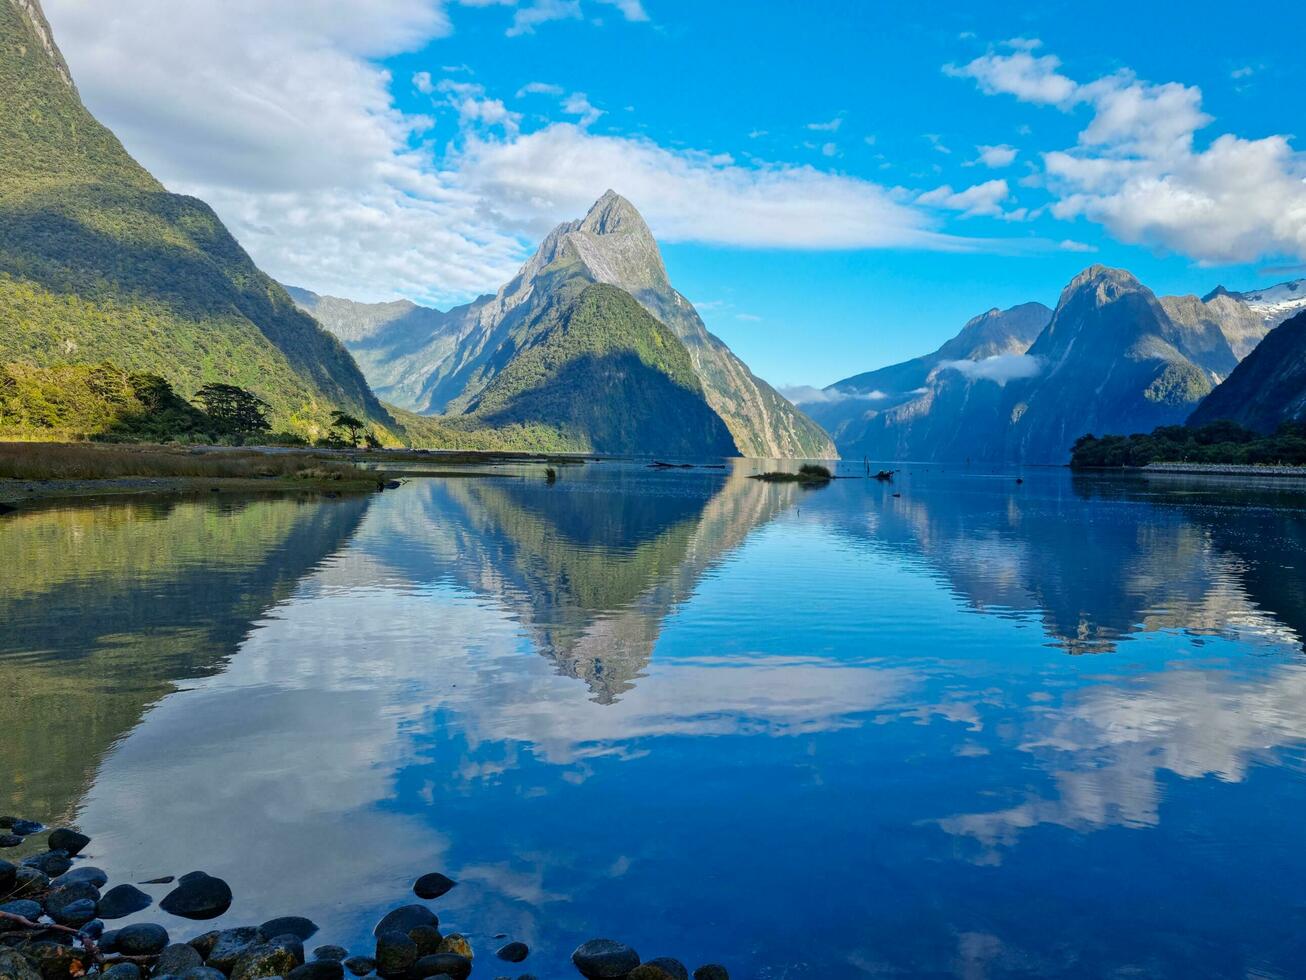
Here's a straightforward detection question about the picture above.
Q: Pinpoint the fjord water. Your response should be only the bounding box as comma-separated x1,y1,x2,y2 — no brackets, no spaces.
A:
5,465,1306,977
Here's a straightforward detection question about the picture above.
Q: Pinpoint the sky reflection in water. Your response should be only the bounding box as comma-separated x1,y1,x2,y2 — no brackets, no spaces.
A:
4,464,1306,978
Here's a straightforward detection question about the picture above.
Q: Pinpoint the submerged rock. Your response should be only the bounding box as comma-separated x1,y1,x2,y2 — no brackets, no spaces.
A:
161,872,233,920
115,923,171,956
411,874,456,901
97,884,153,919
46,829,90,856
0,835,22,848
692,967,729,980
6,819,42,837
260,917,319,943
496,941,528,963
571,940,640,979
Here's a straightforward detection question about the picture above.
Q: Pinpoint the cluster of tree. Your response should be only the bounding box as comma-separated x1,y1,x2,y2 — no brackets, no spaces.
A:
1071,420,1306,469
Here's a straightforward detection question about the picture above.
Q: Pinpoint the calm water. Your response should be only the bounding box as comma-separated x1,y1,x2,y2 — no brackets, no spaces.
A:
5,462,1306,978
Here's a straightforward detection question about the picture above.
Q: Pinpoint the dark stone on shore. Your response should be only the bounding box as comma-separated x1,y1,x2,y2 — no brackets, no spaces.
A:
53,866,108,889
496,942,528,963
384,481,402,490
97,883,153,919
6,819,42,837
21,851,71,877
190,931,222,959
407,926,443,957
161,872,233,920
434,936,470,960
203,927,266,973
0,948,41,980
26,943,92,980
373,933,417,977
13,868,50,895
571,939,640,979
630,959,688,980
102,964,142,980
287,961,343,980
46,829,90,857
158,944,206,975
181,968,229,980
231,939,305,980
260,918,319,942
342,957,375,977
692,967,728,980
45,880,101,919
50,898,97,927
0,859,14,892
411,874,455,901
116,923,171,956
0,900,41,920
82,920,104,939
312,947,347,963
410,954,469,980
372,907,438,939
141,876,176,885
0,835,21,848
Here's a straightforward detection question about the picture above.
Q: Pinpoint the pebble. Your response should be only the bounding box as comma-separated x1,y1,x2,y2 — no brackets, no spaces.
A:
342,956,376,977
52,866,108,889
286,961,344,980
231,938,305,980
115,923,171,956
156,944,205,975
410,954,469,980
571,939,641,979
160,872,233,920
373,933,417,977
372,906,438,938
260,917,319,942
97,883,153,919
496,942,528,963
46,829,90,857
412,874,456,901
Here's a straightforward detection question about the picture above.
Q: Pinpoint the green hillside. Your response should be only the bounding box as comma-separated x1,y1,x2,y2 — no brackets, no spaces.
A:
0,0,392,440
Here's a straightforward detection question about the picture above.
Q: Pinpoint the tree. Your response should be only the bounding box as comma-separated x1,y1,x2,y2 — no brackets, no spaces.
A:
329,410,366,447
193,383,271,432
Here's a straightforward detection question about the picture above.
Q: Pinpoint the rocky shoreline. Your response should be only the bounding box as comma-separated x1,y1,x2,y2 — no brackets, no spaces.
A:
0,819,728,980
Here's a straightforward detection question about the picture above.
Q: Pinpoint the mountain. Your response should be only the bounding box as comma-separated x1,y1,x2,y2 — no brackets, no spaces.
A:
810,266,1237,463
293,192,835,458
1189,309,1306,432
0,0,389,437
805,302,1051,450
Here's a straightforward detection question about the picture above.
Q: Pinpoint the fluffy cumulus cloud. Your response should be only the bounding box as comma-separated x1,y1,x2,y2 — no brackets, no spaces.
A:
938,353,1042,384
779,385,889,405
918,179,1011,218
39,0,985,306
949,40,1306,264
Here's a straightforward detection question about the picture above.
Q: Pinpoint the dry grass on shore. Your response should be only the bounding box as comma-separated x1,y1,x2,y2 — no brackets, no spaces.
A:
0,442,364,482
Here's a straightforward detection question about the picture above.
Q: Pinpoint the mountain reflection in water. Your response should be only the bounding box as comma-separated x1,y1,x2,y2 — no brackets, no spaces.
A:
4,463,1306,978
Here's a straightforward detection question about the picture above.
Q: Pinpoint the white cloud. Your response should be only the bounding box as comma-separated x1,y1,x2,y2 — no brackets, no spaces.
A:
821,141,838,158
412,71,435,94
974,143,1018,168
451,124,953,250
918,179,1011,218
595,0,650,22
949,41,1306,263
781,385,888,405
561,91,605,127
807,117,844,133
938,353,1042,384
516,80,564,97
1058,239,1097,253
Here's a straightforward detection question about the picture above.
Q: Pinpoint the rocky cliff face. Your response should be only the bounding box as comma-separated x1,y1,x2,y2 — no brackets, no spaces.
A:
1190,309,1306,432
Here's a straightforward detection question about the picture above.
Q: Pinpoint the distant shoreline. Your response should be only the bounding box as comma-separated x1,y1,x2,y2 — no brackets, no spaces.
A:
1141,462,1306,478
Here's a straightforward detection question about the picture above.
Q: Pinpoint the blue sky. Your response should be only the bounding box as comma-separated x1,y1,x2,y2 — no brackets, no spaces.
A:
47,0,1306,389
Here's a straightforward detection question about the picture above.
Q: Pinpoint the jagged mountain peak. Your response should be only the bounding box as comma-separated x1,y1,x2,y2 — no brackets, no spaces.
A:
579,189,649,237
1059,265,1148,308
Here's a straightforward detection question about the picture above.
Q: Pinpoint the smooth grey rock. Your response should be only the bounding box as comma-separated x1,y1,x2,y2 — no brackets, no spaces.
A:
52,866,107,889
407,925,442,958
12,867,49,895
21,851,70,877
101,964,141,980
204,927,267,973
259,918,318,943
157,944,205,975
97,884,153,919
49,898,96,927
230,940,304,980
311,947,347,963
410,955,468,980
495,942,528,964
44,881,100,920
160,872,232,920
341,957,375,977
571,939,640,979
115,923,171,956
373,933,416,978
0,900,41,920
411,874,455,901
286,961,343,980
371,907,437,939
46,829,89,857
